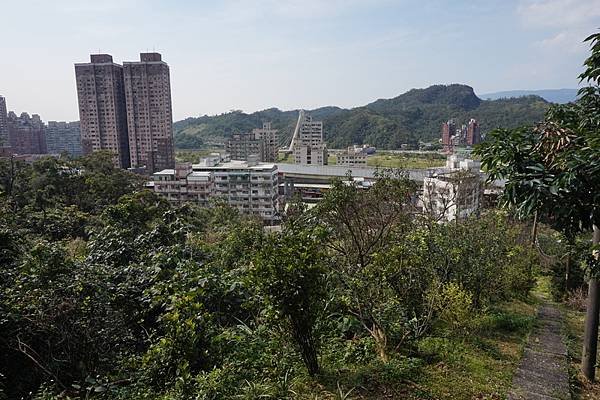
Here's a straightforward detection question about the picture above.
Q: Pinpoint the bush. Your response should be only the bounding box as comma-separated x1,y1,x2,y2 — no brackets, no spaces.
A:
431,282,474,335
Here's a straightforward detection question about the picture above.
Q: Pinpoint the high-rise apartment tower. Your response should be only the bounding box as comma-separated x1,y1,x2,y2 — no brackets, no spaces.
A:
466,118,481,146
441,119,455,153
0,95,8,147
123,53,175,173
75,54,130,168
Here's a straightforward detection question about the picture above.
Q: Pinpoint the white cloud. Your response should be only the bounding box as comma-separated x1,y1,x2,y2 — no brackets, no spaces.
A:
517,0,600,28
518,0,600,53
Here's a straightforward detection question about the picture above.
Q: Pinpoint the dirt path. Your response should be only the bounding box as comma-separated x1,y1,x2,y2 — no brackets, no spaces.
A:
507,302,571,400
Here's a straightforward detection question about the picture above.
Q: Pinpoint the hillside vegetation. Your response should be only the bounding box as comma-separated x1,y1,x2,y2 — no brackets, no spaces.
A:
174,84,549,150
0,154,538,399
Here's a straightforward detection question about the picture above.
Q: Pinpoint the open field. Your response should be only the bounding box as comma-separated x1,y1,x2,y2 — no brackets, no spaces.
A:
366,152,446,169
276,151,446,169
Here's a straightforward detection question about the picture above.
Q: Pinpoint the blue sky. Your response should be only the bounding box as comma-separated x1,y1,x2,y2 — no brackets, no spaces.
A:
1,0,599,121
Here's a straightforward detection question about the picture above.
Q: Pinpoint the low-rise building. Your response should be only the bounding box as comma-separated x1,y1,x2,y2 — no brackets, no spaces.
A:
421,155,483,222
337,145,370,167
153,163,213,206
152,155,280,224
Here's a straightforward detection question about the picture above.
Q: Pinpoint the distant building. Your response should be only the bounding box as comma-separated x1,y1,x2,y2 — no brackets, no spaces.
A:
337,145,369,167
422,155,483,222
7,112,47,155
252,122,279,162
46,121,82,157
466,118,481,146
123,53,175,173
441,119,455,153
0,95,8,148
75,54,130,168
153,163,213,207
152,154,280,224
226,132,265,161
290,111,327,165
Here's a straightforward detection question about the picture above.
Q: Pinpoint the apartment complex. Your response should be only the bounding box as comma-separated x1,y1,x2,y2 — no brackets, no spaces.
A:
75,54,130,168
252,122,279,162
0,95,8,148
226,132,265,161
441,118,482,150
46,121,82,157
7,112,47,154
152,154,280,223
75,53,175,172
123,53,175,173
290,111,327,165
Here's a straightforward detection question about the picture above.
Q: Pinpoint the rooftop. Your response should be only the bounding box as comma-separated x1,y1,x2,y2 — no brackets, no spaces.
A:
154,169,175,175
192,160,276,171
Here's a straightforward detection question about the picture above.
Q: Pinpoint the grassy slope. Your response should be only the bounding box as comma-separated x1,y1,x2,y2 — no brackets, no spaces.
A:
286,297,537,399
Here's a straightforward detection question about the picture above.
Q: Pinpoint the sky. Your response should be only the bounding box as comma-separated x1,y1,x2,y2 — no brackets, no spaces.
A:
1,0,599,121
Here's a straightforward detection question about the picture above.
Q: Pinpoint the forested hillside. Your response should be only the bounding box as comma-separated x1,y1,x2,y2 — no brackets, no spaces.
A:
174,84,549,149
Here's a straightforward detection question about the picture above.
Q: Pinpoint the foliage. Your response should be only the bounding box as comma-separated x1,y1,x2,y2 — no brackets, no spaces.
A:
475,34,600,238
252,221,328,375
0,127,540,399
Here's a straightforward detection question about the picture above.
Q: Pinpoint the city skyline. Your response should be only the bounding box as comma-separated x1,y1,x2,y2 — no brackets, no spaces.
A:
1,0,599,122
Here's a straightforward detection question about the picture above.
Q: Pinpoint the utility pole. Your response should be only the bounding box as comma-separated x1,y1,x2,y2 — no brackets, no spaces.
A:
582,224,600,381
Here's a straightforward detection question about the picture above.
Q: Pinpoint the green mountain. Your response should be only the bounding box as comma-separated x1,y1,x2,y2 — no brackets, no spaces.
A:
174,84,550,150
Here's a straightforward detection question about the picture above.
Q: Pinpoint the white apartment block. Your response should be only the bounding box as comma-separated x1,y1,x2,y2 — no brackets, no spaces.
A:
290,111,327,165
152,163,212,206
337,145,368,167
421,155,483,222
152,155,280,224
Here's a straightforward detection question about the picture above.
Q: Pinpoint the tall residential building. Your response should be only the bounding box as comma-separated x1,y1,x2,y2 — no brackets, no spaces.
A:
441,119,455,153
75,54,130,168
0,95,8,148
46,121,82,157
466,118,481,146
7,112,47,154
227,132,265,161
290,111,327,165
123,53,175,173
252,122,279,162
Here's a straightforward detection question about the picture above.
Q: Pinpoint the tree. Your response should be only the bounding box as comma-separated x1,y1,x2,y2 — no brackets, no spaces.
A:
315,170,416,361
475,31,600,380
252,221,328,376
